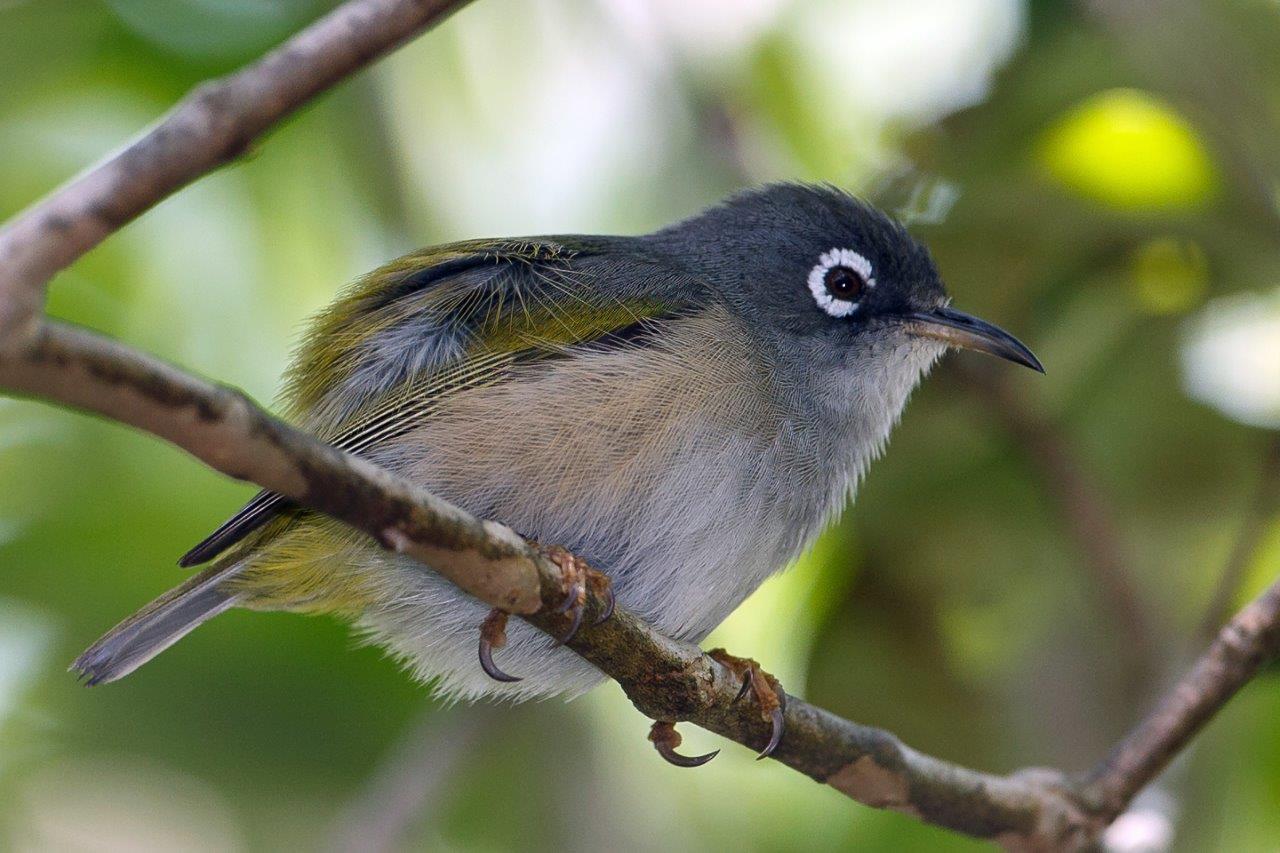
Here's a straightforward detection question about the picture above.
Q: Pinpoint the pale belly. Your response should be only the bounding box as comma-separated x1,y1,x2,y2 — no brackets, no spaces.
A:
348,324,839,701
358,404,830,701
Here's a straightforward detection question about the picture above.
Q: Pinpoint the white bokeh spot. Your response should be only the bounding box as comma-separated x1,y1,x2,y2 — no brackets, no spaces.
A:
1182,290,1280,430
792,0,1023,129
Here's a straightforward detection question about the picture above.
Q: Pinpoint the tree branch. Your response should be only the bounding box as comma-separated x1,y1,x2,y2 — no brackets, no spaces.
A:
1195,435,1280,646
1081,572,1280,819
0,321,557,615
0,0,473,351
954,364,1160,693
0,320,1087,846
4,317,1280,849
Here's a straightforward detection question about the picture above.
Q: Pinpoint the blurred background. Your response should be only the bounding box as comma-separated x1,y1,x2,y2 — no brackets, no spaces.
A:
2,0,1280,850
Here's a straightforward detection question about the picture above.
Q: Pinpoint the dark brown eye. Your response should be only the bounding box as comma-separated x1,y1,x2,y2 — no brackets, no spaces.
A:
808,248,875,317
823,265,865,301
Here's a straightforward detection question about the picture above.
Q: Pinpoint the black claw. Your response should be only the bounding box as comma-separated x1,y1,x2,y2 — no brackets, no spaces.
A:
649,721,719,768
478,636,521,683
723,664,785,759
756,706,785,760
660,742,721,768
595,585,616,625
556,598,586,646
556,580,583,613
656,743,720,768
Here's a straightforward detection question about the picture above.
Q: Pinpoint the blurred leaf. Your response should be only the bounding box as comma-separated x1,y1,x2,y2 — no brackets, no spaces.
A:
1130,236,1208,316
1238,518,1280,609
103,0,328,64
1039,88,1217,210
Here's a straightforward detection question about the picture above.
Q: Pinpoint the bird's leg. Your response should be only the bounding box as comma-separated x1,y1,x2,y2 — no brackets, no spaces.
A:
648,720,719,768
708,648,786,759
540,544,615,644
478,608,521,683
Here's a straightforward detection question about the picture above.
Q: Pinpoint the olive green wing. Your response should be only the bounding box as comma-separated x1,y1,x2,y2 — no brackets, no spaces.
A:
179,237,695,567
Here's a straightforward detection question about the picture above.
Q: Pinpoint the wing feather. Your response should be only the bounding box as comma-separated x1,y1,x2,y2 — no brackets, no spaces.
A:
180,238,694,566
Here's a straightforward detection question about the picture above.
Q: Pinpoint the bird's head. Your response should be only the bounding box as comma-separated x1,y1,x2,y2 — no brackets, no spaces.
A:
647,183,1041,416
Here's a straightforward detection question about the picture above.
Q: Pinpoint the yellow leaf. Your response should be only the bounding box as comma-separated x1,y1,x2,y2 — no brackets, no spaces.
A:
1040,89,1216,210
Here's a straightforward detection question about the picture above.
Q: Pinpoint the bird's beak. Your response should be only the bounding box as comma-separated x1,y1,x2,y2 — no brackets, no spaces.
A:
901,306,1044,373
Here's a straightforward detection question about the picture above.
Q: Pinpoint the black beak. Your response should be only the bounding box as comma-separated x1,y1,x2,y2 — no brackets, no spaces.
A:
902,306,1044,373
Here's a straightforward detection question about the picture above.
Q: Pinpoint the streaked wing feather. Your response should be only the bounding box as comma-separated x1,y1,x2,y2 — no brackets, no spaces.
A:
180,238,694,566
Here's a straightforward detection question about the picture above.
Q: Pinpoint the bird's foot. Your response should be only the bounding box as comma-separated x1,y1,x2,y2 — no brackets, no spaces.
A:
477,545,616,682
478,608,521,683
648,720,719,768
541,544,615,645
708,648,786,759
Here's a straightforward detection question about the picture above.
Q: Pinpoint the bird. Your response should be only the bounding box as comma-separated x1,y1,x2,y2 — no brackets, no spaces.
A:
73,183,1041,763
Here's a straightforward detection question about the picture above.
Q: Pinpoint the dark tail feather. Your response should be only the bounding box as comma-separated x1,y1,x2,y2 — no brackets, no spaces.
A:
178,489,287,567
72,563,243,686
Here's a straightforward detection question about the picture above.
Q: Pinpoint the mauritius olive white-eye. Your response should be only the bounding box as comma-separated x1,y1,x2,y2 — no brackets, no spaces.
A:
74,184,1041,719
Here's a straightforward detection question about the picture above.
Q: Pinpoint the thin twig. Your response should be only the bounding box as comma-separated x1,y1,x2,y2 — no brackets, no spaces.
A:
0,0,473,350
328,705,496,853
1195,435,1280,645
1080,572,1280,819
955,364,1159,692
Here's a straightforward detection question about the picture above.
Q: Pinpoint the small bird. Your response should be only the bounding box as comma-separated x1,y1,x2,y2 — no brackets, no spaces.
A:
74,183,1040,760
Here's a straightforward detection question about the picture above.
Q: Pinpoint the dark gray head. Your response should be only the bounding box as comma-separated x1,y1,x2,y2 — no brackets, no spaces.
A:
645,183,1041,376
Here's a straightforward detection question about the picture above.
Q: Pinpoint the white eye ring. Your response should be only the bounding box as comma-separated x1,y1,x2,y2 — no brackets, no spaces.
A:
807,247,876,317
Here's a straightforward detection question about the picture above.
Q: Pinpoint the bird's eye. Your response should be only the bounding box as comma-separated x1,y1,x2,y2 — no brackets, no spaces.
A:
807,248,875,318
824,266,864,300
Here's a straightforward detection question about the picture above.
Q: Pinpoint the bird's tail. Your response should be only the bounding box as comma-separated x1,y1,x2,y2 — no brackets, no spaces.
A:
72,562,244,686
